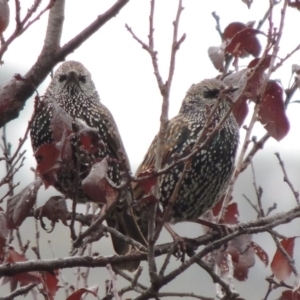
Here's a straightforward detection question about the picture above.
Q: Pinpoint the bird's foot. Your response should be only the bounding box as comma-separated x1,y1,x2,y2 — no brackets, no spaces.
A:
173,237,198,262
164,223,197,262
196,218,233,237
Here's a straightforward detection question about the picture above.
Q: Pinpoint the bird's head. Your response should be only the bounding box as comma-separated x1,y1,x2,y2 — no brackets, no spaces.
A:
48,61,97,98
180,78,237,112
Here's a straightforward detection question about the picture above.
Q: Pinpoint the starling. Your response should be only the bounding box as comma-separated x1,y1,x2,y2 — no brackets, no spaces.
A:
30,61,145,270
133,79,239,235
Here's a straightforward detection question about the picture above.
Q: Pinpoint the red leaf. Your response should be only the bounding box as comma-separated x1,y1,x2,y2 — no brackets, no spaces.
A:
211,196,233,217
259,81,290,141
232,100,249,127
66,285,98,300
6,178,42,229
288,1,300,10
41,271,59,300
35,144,60,177
271,237,295,281
221,203,239,225
212,197,224,216
224,22,247,40
5,247,41,287
224,22,261,57
76,120,103,155
137,169,157,195
248,55,272,69
279,290,300,300
0,0,9,34
251,241,269,266
82,158,119,205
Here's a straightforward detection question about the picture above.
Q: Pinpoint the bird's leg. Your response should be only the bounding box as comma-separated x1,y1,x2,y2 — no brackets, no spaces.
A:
164,223,197,262
196,218,233,237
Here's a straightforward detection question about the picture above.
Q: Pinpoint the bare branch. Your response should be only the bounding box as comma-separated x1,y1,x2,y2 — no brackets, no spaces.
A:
1,206,300,277
197,259,238,299
275,152,300,206
0,283,37,300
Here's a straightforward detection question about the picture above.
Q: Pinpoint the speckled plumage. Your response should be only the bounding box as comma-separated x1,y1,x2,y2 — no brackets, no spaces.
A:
31,61,123,192
30,61,145,270
133,79,239,227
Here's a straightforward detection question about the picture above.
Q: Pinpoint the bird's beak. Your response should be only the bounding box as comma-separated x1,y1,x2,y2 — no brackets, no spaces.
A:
66,71,80,86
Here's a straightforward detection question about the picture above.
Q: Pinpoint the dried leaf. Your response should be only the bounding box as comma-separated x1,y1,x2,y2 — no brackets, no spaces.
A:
49,98,73,143
259,81,290,141
36,196,68,227
6,178,42,229
229,235,255,281
292,64,300,89
223,69,249,126
208,46,225,72
216,234,255,281
241,0,253,8
251,241,269,266
82,158,119,205
271,237,295,281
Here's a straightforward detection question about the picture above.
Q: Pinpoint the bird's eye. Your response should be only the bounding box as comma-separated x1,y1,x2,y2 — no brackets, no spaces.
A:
58,74,67,82
203,89,220,99
78,75,86,83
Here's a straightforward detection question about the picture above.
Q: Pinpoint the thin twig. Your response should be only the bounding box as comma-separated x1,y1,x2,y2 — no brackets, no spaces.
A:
275,152,300,206
211,11,223,39
0,283,37,300
250,159,265,217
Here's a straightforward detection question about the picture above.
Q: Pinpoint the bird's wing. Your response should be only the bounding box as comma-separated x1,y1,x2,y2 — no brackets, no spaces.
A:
99,104,148,263
98,104,131,169
133,115,190,200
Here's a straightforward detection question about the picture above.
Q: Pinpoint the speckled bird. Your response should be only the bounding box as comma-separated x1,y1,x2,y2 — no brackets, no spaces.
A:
133,79,239,233
30,61,145,270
